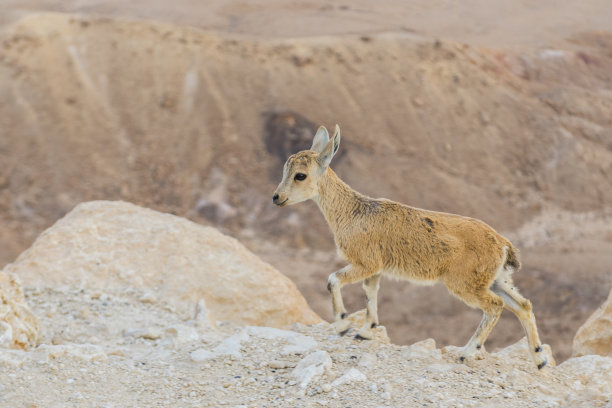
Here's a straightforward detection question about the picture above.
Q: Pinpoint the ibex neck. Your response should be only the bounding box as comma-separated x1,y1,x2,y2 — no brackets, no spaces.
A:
314,168,367,234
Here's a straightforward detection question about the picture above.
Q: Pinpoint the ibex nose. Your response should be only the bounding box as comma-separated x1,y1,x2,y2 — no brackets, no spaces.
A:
272,194,279,203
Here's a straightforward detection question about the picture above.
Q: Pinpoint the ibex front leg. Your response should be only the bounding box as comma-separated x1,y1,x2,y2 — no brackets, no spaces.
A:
355,273,382,340
327,264,375,335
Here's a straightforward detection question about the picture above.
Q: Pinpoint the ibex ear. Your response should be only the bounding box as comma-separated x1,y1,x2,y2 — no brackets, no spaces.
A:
317,124,341,168
310,126,329,153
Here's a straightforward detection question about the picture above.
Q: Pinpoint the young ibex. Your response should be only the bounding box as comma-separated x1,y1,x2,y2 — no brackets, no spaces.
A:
273,125,548,369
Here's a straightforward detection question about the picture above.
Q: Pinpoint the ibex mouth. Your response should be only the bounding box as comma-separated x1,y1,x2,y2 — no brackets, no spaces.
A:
276,198,289,207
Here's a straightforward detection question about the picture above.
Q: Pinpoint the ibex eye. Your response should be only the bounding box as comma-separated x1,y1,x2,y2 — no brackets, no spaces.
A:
294,173,307,181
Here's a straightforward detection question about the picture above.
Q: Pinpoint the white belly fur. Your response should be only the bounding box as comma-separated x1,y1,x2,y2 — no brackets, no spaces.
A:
381,268,438,285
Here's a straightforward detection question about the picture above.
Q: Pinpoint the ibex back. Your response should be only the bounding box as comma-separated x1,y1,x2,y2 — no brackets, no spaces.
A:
273,125,548,369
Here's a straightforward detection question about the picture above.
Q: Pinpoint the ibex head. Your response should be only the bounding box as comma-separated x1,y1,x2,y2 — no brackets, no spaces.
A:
272,124,341,206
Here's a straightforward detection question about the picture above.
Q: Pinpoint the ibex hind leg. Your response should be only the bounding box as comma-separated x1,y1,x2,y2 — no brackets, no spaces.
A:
490,278,548,369
459,290,504,362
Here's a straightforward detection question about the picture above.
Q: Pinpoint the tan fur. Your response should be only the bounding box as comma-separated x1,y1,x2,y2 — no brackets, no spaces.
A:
273,125,548,368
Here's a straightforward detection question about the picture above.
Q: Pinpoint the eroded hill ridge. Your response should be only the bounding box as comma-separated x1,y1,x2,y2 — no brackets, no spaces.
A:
1,201,611,407
1,13,611,261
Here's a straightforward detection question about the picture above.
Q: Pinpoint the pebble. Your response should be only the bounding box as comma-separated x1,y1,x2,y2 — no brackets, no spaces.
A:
291,351,332,389
331,368,367,387
89,291,103,300
268,360,293,369
138,328,162,340
138,291,157,303
77,307,91,319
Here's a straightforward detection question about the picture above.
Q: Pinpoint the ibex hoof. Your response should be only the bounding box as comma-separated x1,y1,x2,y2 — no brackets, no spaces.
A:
332,319,351,335
354,326,374,340
537,360,548,370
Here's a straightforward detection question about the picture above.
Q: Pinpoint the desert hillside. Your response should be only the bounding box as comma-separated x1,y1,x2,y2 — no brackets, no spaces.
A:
0,1,611,363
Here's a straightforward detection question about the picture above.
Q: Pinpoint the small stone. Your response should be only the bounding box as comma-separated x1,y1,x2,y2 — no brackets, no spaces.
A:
331,368,367,388
107,348,125,357
138,291,157,303
89,291,103,300
195,298,216,328
321,383,332,393
138,328,162,340
190,348,213,362
478,111,491,125
291,351,332,389
164,325,200,345
77,307,91,319
269,360,292,369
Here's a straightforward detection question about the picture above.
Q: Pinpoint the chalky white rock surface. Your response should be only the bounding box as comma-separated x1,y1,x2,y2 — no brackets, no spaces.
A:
4,201,321,328
573,288,612,357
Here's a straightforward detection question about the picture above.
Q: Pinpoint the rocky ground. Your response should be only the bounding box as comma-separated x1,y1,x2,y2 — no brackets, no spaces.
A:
2,284,611,408
1,202,611,407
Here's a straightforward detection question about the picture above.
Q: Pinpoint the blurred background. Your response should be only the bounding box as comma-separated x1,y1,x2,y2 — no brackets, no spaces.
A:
0,0,611,362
